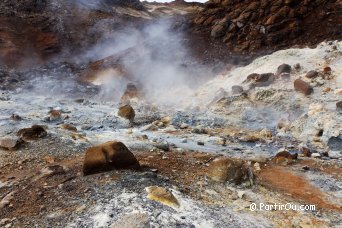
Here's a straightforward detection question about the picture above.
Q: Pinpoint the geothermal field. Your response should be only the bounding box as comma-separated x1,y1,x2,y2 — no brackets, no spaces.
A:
0,0,341,227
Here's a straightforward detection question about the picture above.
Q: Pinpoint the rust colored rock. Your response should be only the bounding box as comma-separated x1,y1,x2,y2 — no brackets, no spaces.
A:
305,70,318,79
118,104,135,123
83,141,141,175
275,151,298,159
273,151,298,165
207,157,252,184
61,124,77,132
17,125,47,141
301,147,312,157
294,79,313,95
323,66,332,74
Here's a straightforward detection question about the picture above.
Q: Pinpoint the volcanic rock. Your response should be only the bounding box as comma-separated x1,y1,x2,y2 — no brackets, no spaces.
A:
305,70,319,79
146,186,179,208
207,157,252,185
294,79,313,95
336,101,342,113
83,141,141,175
0,137,22,150
231,85,243,95
118,104,135,123
272,150,298,165
154,141,170,152
61,124,77,132
276,64,291,75
17,125,47,141
192,0,341,54
301,147,312,157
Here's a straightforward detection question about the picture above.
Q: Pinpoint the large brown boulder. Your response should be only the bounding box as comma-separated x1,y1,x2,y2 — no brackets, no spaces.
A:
17,125,47,141
83,141,141,175
118,104,135,123
207,157,253,185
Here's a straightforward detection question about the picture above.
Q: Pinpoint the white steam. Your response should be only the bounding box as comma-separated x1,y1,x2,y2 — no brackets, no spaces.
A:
87,19,214,107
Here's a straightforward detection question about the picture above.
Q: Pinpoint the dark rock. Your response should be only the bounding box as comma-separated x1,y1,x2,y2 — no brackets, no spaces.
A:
83,141,141,175
327,136,342,151
154,141,170,152
17,125,47,140
231,85,243,95
336,101,342,113
294,79,313,95
276,64,291,75
10,114,22,121
305,70,318,79
301,147,312,157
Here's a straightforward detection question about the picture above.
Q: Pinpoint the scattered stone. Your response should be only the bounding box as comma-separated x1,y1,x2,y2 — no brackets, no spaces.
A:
305,70,318,79
0,191,15,209
293,63,301,70
237,191,245,199
245,73,275,87
49,110,62,121
276,64,291,75
273,150,298,165
180,123,189,129
181,138,187,143
160,116,172,125
334,88,342,95
17,125,47,141
301,147,312,157
328,136,342,151
111,213,150,228
61,124,77,132
253,162,261,171
328,151,341,159
83,141,141,175
197,141,205,146
118,104,135,123
207,157,252,185
311,153,321,158
0,137,22,150
40,165,65,177
146,186,179,208
192,127,208,134
154,141,170,152
336,101,342,113
141,124,158,131
10,114,22,121
323,66,331,74
294,79,313,95
231,85,243,95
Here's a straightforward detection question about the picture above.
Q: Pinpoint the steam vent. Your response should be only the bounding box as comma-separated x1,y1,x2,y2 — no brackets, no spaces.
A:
0,0,341,227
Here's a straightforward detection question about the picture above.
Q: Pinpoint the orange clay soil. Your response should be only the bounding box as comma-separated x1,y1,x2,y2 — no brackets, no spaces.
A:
257,166,342,212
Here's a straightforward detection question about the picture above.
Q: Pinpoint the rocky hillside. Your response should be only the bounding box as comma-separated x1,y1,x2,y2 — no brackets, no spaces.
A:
192,0,342,54
0,0,150,68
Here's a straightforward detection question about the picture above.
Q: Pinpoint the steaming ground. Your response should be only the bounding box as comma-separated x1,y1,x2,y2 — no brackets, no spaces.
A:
0,40,341,227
